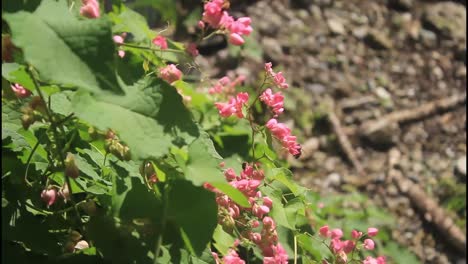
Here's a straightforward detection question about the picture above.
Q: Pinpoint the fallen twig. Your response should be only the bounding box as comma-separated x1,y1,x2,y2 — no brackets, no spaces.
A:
387,148,467,254
328,110,367,178
345,92,466,135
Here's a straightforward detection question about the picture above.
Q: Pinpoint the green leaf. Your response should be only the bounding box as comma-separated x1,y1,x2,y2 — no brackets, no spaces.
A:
210,182,249,208
168,180,217,256
1,63,35,91
71,78,200,160
110,6,155,42
110,162,162,220
267,168,299,195
212,225,235,255
4,0,121,93
184,134,223,186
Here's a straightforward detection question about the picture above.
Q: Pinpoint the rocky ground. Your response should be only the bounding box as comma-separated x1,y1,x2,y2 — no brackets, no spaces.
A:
193,0,466,263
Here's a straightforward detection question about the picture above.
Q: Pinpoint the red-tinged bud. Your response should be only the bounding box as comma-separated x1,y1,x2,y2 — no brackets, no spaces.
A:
41,188,57,207
65,153,79,179
106,129,116,140
21,114,35,130
59,182,70,203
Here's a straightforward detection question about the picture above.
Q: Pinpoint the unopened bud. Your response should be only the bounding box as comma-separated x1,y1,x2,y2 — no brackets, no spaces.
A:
21,114,35,130
65,153,79,179
80,200,97,216
59,182,70,202
74,240,89,251
69,230,82,242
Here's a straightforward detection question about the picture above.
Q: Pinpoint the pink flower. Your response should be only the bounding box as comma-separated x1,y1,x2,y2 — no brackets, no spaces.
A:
10,83,31,98
74,240,89,251
367,227,379,237
113,35,126,58
264,62,289,89
260,88,284,116
265,119,301,156
80,0,100,18
363,256,386,264
214,92,249,118
331,228,343,239
185,43,199,57
263,217,276,229
229,33,245,46
330,238,343,253
223,249,245,264
159,64,182,84
273,72,289,89
265,62,274,76
263,243,288,264
363,238,375,250
202,0,224,27
342,240,355,253
41,188,57,207
319,225,330,237
152,36,168,50
263,197,273,208
252,203,270,218
351,229,362,239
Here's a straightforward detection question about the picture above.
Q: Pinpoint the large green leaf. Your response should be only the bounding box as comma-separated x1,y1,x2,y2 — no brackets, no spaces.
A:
1,63,35,92
184,134,250,207
71,77,200,160
168,180,217,256
4,0,121,93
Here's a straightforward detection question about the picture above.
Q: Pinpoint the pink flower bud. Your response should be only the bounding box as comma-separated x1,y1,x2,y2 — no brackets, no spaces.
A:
367,227,379,237
351,229,362,239
342,240,355,253
152,36,168,50
159,64,182,84
80,0,100,18
10,83,31,98
197,21,205,29
262,196,273,208
363,238,375,250
185,43,199,57
229,33,245,46
319,225,330,237
41,188,57,207
331,228,343,239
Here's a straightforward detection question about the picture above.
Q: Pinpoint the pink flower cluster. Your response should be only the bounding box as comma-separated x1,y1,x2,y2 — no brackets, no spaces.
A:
152,36,168,50
185,43,199,57
259,88,284,116
214,92,249,118
159,64,183,84
207,163,288,264
80,0,100,19
265,119,301,156
209,75,246,95
200,0,253,45
265,63,289,89
10,83,31,98
363,256,386,264
113,34,126,58
319,226,386,264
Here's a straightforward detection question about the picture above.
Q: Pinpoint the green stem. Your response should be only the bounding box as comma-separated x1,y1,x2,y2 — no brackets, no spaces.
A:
154,184,170,264
120,43,186,54
24,141,40,187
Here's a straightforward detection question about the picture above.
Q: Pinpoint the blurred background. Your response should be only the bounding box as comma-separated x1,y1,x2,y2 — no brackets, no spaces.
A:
119,0,466,262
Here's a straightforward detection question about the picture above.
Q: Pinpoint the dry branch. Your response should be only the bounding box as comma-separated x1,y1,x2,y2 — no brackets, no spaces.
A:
328,110,367,178
345,92,467,135
387,148,467,254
